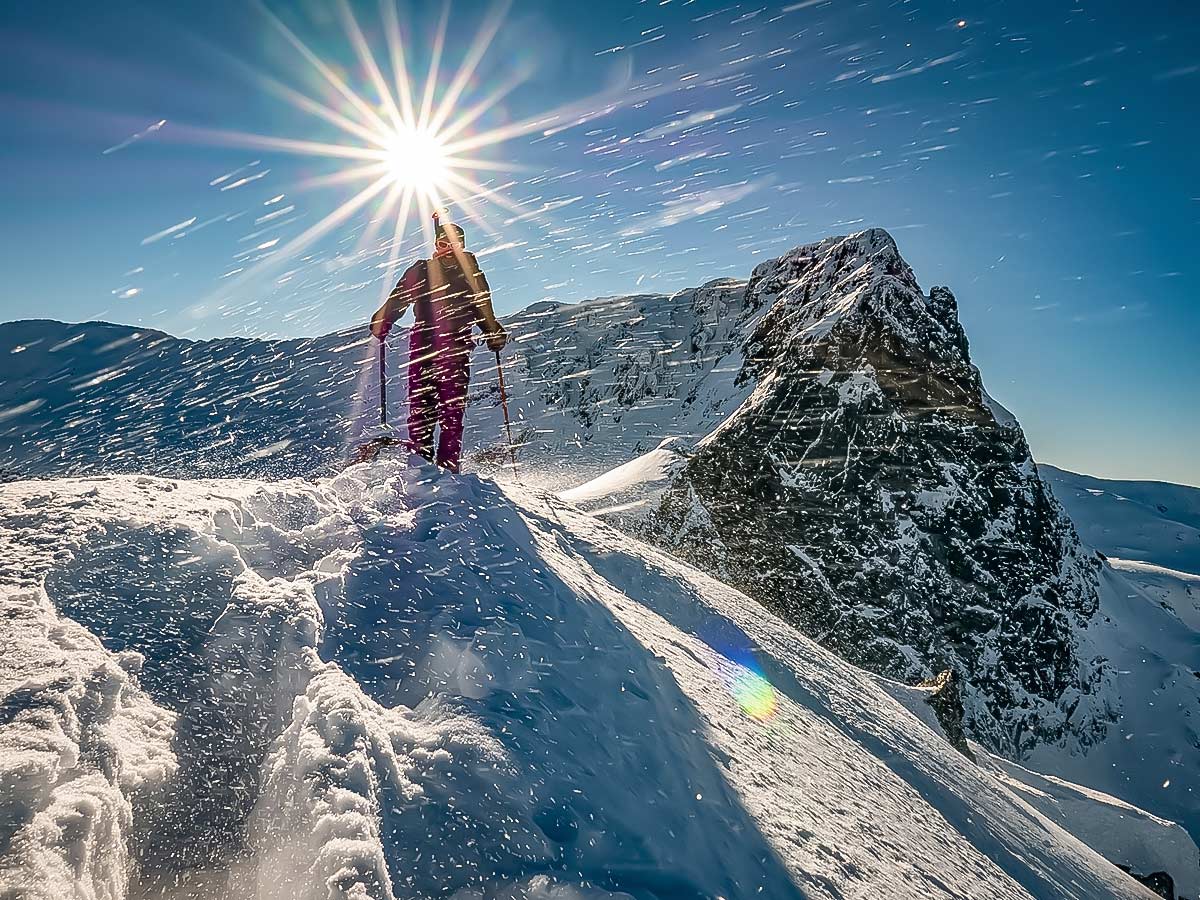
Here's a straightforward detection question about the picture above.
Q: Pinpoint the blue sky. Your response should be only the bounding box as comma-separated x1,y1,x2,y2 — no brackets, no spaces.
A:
1,0,1197,485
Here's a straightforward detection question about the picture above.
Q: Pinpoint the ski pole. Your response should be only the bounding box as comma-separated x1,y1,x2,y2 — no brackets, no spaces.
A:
495,349,518,476
378,338,387,426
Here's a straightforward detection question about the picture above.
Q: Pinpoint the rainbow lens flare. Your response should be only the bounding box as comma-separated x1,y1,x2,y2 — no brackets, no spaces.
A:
728,664,779,721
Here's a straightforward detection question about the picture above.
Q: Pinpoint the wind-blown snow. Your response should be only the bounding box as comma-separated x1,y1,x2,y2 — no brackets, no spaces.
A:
0,272,757,490
0,461,1164,899
0,589,176,898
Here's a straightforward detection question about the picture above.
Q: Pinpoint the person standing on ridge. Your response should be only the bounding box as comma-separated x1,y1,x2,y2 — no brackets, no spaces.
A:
370,216,507,473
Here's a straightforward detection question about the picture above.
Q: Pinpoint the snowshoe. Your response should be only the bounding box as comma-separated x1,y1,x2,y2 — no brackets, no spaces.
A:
351,434,407,465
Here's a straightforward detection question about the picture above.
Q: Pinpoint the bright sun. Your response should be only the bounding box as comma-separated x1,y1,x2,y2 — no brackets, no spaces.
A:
199,1,536,307
384,126,451,193
197,1,644,309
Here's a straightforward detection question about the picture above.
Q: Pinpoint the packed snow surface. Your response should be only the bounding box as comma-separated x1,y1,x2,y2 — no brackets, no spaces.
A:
0,459,1163,899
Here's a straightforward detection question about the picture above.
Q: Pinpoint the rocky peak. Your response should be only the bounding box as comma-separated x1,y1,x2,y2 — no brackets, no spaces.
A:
747,228,909,292
644,230,1109,755
735,231,979,422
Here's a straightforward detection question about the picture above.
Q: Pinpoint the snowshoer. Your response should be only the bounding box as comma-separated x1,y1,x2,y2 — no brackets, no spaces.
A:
369,217,507,473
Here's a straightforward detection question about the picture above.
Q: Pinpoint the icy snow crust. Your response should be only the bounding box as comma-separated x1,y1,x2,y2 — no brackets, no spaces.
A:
0,461,1160,899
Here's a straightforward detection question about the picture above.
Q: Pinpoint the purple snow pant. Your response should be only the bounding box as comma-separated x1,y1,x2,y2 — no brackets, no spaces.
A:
407,322,472,473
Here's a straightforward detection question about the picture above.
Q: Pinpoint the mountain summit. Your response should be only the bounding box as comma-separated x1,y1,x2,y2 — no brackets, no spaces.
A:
643,229,1108,754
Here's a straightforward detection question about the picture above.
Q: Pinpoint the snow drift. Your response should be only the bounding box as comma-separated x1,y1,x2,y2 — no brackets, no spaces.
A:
0,460,1174,899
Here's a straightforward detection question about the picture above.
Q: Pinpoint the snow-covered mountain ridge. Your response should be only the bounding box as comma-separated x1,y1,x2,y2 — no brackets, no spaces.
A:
0,229,1022,488
0,460,1179,899
3,229,1198,893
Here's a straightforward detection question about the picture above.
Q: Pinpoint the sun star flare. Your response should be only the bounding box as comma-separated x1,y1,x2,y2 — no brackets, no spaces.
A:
198,0,538,305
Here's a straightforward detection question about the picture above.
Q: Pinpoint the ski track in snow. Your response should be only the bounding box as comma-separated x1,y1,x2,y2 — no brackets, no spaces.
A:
0,459,1165,899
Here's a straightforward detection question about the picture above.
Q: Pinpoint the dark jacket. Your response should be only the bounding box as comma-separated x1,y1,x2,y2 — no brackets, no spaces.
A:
370,249,503,341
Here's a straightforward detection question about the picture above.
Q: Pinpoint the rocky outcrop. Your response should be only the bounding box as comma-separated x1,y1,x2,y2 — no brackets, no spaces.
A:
646,230,1109,754
920,670,974,760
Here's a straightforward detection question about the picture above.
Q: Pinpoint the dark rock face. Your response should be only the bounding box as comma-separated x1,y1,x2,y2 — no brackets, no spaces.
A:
920,670,974,761
1117,866,1176,900
648,230,1107,754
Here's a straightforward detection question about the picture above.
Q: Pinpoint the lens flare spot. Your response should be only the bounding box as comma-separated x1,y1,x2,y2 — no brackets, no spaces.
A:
730,666,778,721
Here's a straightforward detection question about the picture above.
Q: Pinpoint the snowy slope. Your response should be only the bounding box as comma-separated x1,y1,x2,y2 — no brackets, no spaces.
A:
979,748,1200,900
1016,466,1200,863
0,460,1170,899
1104,559,1200,633
1042,465,1200,635
1041,465,1200,578
879,680,1200,900
0,319,370,480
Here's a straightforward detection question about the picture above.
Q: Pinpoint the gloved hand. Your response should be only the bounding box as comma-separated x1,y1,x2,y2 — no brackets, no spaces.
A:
370,308,391,341
484,327,508,353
